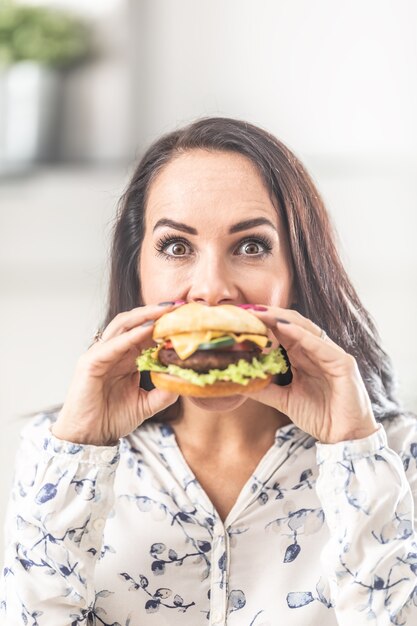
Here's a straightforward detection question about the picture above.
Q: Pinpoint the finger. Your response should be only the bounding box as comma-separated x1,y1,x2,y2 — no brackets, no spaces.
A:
101,301,185,341
242,378,291,414
274,320,350,376
140,386,180,422
246,305,324,338
82,321,157,376
245,306,344,356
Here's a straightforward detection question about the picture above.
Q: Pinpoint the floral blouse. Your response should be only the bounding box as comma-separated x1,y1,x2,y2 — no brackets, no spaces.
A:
1,411,417,625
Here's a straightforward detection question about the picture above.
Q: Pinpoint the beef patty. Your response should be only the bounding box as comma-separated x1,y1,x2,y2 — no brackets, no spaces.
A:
158,347,262,373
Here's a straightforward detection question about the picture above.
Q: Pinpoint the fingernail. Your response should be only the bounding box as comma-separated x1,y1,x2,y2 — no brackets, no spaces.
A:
158,301,175,306
174,300,186,305
141,320,154,327
276,318,291,324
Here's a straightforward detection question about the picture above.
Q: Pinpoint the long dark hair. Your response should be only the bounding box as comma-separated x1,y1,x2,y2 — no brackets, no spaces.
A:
102,116,404,423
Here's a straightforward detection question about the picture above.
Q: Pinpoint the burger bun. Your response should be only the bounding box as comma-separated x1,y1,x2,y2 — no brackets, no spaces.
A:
153,302,268,340
150,371,272,397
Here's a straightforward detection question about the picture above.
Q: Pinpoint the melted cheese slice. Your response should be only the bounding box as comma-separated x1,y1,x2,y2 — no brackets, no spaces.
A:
156,331,268,360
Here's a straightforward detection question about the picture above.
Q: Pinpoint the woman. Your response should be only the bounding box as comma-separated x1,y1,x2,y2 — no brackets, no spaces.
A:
1,117,416,625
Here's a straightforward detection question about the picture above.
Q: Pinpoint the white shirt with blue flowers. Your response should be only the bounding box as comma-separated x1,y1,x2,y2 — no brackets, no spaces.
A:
1,412,417,625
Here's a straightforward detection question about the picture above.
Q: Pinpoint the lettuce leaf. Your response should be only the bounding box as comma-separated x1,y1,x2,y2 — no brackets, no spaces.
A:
136,347,288,387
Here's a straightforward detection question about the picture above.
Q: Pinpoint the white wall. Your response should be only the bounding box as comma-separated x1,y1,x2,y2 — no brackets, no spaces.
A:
130,0,417,157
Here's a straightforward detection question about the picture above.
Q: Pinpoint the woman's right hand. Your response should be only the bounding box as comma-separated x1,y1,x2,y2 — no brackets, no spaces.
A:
51,302,183,446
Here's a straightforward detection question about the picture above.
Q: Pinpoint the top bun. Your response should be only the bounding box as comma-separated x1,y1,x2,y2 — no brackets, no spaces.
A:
153,303,268,340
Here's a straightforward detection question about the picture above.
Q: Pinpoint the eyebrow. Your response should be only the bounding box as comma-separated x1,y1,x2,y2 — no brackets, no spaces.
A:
152,217,277,235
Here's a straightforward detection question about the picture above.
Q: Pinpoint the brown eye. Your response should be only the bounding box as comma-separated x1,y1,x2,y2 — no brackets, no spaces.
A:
171,242,187,256
234,236,273,259
244,242,260,255
154,235,192,261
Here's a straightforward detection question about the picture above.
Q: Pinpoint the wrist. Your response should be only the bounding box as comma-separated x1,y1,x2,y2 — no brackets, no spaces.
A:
320,422,380,445
51,418,118,447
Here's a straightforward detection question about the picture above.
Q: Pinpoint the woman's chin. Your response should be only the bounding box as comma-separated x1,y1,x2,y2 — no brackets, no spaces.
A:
188,394,247,412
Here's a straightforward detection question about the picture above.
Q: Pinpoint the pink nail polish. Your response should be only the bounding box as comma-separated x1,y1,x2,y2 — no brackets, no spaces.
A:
174,300,186,304
237,304,268,311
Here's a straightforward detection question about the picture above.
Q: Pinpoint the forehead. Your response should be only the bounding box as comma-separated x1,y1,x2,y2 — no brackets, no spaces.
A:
145,149,279,230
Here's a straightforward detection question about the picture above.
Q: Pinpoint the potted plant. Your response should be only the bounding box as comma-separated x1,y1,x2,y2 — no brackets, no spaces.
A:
0,1,90,172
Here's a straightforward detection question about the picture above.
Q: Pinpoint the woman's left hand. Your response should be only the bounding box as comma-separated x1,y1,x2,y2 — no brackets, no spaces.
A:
243,306,379,444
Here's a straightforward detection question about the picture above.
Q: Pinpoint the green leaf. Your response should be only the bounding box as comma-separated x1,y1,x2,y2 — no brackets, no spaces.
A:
197,336,235,350
0,4,90,67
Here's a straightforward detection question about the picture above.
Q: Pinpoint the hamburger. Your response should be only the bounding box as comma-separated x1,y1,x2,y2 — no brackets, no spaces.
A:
136,302,288,397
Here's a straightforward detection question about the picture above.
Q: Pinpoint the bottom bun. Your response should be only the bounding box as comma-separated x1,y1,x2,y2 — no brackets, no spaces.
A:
150,371,273,397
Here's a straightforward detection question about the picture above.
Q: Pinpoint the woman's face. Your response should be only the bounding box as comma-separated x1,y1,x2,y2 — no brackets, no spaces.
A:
140,149,295,316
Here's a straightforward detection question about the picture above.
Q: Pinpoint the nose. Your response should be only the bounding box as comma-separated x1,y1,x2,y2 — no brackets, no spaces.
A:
186,253,240,306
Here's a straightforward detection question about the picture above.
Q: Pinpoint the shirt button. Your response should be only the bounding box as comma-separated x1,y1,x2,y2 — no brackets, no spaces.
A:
93,517,106,531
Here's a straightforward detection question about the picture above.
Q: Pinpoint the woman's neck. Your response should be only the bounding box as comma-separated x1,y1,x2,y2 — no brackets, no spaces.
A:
170,396,291,456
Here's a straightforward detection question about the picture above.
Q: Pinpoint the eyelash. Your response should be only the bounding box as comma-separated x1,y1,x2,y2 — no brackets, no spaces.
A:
154,233,273,261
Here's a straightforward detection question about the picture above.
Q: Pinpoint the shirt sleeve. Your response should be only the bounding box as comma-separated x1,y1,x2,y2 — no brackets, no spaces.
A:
315,418,417,625
0,413,120,626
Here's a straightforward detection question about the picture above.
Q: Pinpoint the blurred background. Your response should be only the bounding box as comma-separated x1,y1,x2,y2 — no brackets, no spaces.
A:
1,0,416,556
